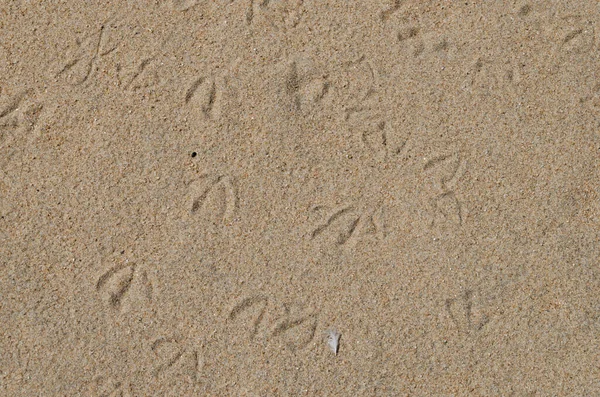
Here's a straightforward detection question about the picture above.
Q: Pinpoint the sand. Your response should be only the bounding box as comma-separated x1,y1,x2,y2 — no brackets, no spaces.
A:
1,1,599,395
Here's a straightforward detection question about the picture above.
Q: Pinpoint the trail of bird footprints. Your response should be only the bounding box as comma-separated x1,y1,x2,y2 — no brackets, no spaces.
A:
89,287,492,394
89,295,318,394
42,3,595,393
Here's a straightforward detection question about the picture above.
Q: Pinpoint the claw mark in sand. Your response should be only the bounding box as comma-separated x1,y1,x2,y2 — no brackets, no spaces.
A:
445,289,489,334
151,337,185,377
96,263,136,310
185,76,218,119
380,0,405,21
56,16,123,86
188,174,237,223
96,262,153,312
228,296,269,340
310,206,359,244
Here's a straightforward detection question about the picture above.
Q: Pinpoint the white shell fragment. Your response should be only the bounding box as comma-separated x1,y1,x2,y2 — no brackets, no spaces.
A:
326,329,341,355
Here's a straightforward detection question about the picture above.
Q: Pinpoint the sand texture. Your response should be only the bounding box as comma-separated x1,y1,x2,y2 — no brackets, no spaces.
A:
1,1,600,395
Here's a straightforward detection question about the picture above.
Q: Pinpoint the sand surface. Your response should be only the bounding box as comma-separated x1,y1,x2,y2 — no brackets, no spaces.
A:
1,1,600,395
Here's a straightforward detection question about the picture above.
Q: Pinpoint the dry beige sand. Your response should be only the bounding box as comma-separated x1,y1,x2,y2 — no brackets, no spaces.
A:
1,1,600,395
